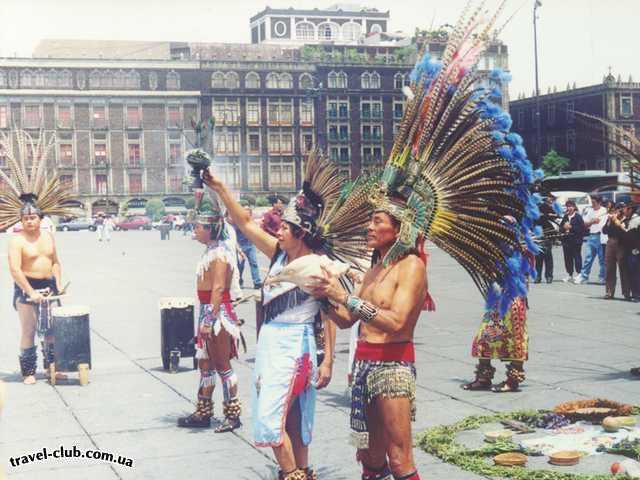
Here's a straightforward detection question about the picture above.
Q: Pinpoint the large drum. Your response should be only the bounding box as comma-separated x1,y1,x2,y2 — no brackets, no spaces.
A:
159,297,196,371
51,305,92,384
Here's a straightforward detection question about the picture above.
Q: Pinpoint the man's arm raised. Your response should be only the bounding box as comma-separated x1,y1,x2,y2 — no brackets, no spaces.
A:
203,168,278,259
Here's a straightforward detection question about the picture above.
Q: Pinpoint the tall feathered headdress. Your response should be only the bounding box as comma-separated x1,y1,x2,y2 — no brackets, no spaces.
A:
352,0,541,313
0,129,73,230
282,151,372,270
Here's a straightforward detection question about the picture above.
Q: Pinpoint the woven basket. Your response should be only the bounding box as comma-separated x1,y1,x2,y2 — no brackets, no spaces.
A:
553,399,633,424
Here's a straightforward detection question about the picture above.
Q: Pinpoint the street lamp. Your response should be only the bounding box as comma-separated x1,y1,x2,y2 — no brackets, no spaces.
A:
533,0,542,166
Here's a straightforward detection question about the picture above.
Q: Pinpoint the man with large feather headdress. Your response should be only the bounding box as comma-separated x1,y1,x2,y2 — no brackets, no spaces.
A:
1,129,73,385
306,1,541,478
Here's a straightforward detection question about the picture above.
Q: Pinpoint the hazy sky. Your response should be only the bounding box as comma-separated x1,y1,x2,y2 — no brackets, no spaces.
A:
0,0,638,96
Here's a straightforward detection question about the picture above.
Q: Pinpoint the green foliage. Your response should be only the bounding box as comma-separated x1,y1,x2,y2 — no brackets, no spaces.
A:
145,199,165,221
185,197,195,209
416,409,636,480
255,196,270,207
542,149,571,177
240,194,256,206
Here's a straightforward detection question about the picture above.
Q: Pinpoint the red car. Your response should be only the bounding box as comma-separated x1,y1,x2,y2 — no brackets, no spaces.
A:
115,216,152,231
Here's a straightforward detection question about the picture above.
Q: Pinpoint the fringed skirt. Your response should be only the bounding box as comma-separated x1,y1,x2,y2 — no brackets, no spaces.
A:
252,321,317,447
350,360,416,449
471,296,528,362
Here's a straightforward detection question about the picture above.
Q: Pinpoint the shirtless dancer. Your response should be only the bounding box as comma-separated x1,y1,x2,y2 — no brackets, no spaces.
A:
8,206,64,384
308,210,429,480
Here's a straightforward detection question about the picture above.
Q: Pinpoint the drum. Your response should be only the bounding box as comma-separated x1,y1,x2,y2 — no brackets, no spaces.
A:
51,305,92,376
159,297,196,371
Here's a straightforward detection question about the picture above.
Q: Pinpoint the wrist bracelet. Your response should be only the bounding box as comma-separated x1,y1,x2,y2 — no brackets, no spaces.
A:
345,295,379,323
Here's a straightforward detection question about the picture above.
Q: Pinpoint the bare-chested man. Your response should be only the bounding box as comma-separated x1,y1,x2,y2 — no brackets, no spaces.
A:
8,208,64,385
307,211,429,480
177,212,243,432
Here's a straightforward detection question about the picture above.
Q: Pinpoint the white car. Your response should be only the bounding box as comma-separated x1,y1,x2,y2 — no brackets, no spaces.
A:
551,191,592,216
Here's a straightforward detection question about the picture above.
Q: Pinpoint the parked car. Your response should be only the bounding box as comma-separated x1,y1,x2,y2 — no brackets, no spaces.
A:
115,216,152,231
597,190,635,206
56,218,96,232
551,191,591,215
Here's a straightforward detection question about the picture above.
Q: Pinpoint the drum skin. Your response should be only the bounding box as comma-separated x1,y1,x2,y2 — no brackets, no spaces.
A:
51,306,91,372
159,298,196,370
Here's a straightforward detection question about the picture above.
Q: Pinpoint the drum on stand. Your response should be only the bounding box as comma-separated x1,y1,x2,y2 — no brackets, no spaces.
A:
159,297,196,371
51,305,92,386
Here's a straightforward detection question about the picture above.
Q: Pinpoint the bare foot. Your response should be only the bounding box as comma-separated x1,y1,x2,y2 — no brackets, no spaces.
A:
23,375,36,385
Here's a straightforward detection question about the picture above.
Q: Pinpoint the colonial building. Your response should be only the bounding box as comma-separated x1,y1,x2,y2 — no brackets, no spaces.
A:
509,73,640,171
0,9,509,215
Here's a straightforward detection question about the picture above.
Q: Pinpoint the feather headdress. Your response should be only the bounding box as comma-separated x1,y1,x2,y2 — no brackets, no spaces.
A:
353,0,541,313
0,129,73,230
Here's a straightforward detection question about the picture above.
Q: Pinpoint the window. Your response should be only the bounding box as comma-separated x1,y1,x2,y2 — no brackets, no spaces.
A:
166,71,180,90
248,132,261,154
169,175,183,193
300,99,314,125
567,129,576,153
394,73,405,90
57,104,72,129
58,143,73,165
211,72,225,88
95,174,108,195
167,104,181,127
246,101,260,125
128,174,143,194
60,174,74,191
279,73,293,89
621,94,633,117
245,72,260,89
266,73,279,89
362,101,382,119
339,101,349,118
342,22,362,42
212,99,240,125
566,101,575,123
370,72,380,89
363,146,383,164
126,106,141,128
328,72,338,89
299,73,314,90
269,158,295,189
318,22,338,41
248,160,262,190
168,134,182,164
328,124,349,142
57,70,73,88
370,24,382,34
0,144,5,167
24,105,41,129
225,72,239,89
94,143,107,165
0,71,6,88
281,133,293,154
216,163,241,189
296,22,315,41
125,70,140,89
267,100,293,125
301,133,314,153
393,101,404,119
362,125,382,141
361,72,371,89
547,104,555,125
215,131,240,155
92,105,106,128
128,144,141,166
0,105,8,129
517,110,525,128
268,133,280,154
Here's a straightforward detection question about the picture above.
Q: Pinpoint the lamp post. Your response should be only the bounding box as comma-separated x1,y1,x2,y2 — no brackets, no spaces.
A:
533,0,542,167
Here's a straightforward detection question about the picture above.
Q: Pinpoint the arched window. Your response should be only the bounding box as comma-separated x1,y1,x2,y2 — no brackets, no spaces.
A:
361,72,371,89
34,69,46,88
89,70,101,89
337,71,348,89
279,73,293,89
318,22,339,41
245,72,260,89
58,70,73,88
394,73,404,90
20,69,34,88
211,71,225,88
126,70,140,89
166,71,180,90
370,72,381,89
370,24,383,34
342,22,362,42
296,22,315,41
328,71,338,89
225,72,239,89
299,73,314,89
266,72,279,89
102,70,115,89
0,70,7,88
45,69,58,88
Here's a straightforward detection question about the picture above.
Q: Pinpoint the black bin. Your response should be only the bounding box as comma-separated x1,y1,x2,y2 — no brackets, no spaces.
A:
51,305,92,372
159,298,196,370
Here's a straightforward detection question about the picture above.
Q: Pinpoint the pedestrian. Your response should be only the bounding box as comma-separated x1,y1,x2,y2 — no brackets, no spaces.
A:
95,212,105,241
574,196,607,284
603,202,629,299
104,215,114,242
232,207,263,289
559,200,586,282
534,195,559,283
621,202,640,300
261,194,284,237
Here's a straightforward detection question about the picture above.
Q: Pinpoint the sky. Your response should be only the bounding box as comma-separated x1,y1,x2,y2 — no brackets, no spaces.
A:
0,0,638,97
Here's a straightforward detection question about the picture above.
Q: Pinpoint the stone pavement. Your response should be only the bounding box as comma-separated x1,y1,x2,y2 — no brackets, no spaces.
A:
0,230,638,479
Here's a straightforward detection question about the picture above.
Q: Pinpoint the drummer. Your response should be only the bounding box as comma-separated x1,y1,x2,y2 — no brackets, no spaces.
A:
8,203,66,384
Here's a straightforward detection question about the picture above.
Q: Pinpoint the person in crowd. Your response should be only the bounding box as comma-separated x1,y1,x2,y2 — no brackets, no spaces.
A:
574,196,607,284
559,200,586,283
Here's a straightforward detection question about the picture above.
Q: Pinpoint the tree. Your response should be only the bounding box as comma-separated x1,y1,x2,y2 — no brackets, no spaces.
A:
541,149,571,176
145,199,166,221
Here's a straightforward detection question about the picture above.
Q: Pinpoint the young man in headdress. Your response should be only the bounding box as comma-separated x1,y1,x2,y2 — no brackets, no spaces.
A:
8,200,65,384
177,196,244,432
1,130,72,385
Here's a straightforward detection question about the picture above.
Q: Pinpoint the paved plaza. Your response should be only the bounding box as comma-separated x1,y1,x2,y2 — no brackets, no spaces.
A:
0,230,638,479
